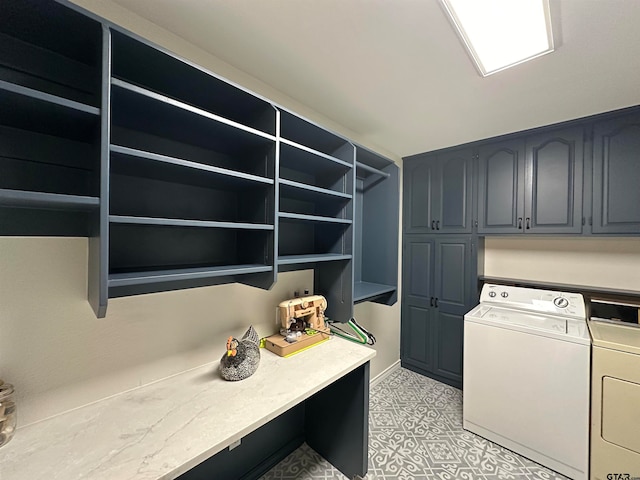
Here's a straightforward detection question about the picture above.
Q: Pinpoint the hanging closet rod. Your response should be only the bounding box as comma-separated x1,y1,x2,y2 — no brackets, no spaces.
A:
355,161,390,178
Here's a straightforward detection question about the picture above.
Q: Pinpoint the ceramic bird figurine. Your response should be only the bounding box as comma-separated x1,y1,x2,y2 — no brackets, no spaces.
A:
219,325,261,381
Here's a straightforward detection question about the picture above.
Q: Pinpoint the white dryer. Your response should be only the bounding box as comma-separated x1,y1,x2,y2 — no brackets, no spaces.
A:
464,284,590,480
589,319,640,480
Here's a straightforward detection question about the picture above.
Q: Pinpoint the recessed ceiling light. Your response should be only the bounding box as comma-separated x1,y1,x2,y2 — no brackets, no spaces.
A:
441,0,555,76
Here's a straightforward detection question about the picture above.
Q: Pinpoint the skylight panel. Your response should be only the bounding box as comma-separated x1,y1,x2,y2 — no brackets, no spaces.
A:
441,0,554,76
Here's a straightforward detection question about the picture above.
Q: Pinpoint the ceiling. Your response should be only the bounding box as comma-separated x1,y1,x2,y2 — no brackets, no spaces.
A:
108,0,640,158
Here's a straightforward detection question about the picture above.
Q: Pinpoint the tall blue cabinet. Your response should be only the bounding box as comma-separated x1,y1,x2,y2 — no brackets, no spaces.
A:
402,149,479,389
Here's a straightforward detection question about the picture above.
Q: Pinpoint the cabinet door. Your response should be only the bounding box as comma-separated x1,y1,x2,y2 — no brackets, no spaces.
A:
431,237,470,387
433,237,470,314
433,310,464,385
592,112,640,234
433,148,473,234
402,235,434,309
401,304,435,372
401,235,436,371
477,140,526,234
525,126,584,234
403,158,436,233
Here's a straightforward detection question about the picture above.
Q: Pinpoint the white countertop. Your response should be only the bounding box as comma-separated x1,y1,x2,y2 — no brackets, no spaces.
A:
0,337,375,480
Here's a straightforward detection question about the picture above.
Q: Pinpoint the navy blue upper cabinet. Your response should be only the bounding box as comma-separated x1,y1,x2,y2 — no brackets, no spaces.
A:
477,139,526,234
478,126,585,235
403,148,473,234
436,150,473,234
525,126,584,234
592,111,640,234
403,158,435,232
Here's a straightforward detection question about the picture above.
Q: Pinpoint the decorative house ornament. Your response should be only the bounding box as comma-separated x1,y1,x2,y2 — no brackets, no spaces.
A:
219,326,261,381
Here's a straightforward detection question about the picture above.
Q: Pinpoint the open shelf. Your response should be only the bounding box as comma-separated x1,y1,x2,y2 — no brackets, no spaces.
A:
3,0,395,318
109,223,272,291
104,35,280,307
279,179,351,201
110,216,273,231
110,150,273,225
278,254,352,265
0,189,98,211
278,218,350,261
280,139,352,168
0,96,100,237
109,264,272,288
112,79,272,141
111,81,275,179
280,179,351,221
354,145,399,306
0,0,101,107
0,125,99,197
111,146,273,186
353,281,397,304
111,30,275,136
279,141,352,193
0,83,100,141
0,0,102,242
0,188,99,237
278,212,351,224
277,113,355,317
356,147,396,172
279,110,353,163
0,80,99,116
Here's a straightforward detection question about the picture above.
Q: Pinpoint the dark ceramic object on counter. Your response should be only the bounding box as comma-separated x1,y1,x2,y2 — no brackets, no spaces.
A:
0,381,16,448
219,326,261,381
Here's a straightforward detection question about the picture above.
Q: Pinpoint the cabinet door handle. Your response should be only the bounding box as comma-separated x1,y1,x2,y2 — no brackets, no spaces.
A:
431,220,436,230
436,220,440,230
526,217,531,229
430,297,434,307
434,297,439,308
517,217,523,229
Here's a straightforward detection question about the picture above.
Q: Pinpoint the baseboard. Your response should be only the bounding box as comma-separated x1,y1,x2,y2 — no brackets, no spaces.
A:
370,359,401,388
401,361,462,390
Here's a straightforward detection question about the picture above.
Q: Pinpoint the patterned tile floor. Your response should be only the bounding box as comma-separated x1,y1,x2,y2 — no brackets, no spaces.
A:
260,367,569,480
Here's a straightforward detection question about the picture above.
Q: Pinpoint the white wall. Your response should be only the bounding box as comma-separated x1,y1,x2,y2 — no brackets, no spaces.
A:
484,237,640,291
0,237,315,426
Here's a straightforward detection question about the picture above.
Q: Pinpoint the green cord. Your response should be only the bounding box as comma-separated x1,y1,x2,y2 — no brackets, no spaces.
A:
328,319,368,344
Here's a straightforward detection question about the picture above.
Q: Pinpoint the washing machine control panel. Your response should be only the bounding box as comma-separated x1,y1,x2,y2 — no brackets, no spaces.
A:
553,297,569,308
480,284,586,319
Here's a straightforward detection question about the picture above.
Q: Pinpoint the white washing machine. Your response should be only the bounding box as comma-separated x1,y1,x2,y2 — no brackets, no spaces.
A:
464,284,590,480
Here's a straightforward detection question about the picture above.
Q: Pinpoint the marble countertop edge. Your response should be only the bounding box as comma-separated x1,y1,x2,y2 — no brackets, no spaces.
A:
0,337,376,480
